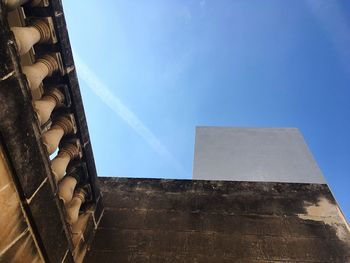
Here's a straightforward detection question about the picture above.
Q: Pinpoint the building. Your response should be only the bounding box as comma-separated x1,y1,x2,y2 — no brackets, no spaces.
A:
0,1,102,262
0,1,349,262
193,127,325,183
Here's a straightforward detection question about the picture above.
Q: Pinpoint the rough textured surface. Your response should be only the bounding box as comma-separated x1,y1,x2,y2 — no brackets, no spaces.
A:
0,3,73,261
0,145,43,262
0,230,42,263
85,177,350,263
0,4,48,198
29,180,69,262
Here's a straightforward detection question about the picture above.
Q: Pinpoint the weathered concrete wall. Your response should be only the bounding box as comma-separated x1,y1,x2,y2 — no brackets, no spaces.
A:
85,177,350,262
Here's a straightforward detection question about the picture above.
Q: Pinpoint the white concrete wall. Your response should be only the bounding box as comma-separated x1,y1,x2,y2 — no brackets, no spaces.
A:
193,127,325,184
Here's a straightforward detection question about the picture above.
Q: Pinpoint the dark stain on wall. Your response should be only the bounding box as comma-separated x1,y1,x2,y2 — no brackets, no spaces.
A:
85,177,350,262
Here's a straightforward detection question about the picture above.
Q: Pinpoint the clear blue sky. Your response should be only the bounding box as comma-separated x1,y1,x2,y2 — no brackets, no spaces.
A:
63,1,350,219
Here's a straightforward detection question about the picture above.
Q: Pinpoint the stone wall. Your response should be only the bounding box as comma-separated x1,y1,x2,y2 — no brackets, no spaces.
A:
0,145,42,262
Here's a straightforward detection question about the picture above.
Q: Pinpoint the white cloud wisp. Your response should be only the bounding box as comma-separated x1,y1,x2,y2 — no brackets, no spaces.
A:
74,54,185,175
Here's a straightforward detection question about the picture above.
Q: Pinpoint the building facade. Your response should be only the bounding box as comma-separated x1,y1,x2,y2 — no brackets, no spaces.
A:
0,1,102,262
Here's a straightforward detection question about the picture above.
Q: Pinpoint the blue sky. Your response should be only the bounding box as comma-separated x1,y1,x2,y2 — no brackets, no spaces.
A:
62,1,350,219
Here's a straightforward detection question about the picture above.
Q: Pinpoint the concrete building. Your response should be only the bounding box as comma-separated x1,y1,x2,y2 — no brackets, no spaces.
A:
0,1,349,262
193,127,325,183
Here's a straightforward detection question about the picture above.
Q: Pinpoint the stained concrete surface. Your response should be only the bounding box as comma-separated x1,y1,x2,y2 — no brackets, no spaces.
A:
84,177,350,262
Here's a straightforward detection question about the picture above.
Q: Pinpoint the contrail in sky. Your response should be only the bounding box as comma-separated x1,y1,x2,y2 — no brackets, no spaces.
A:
74,54,185,174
